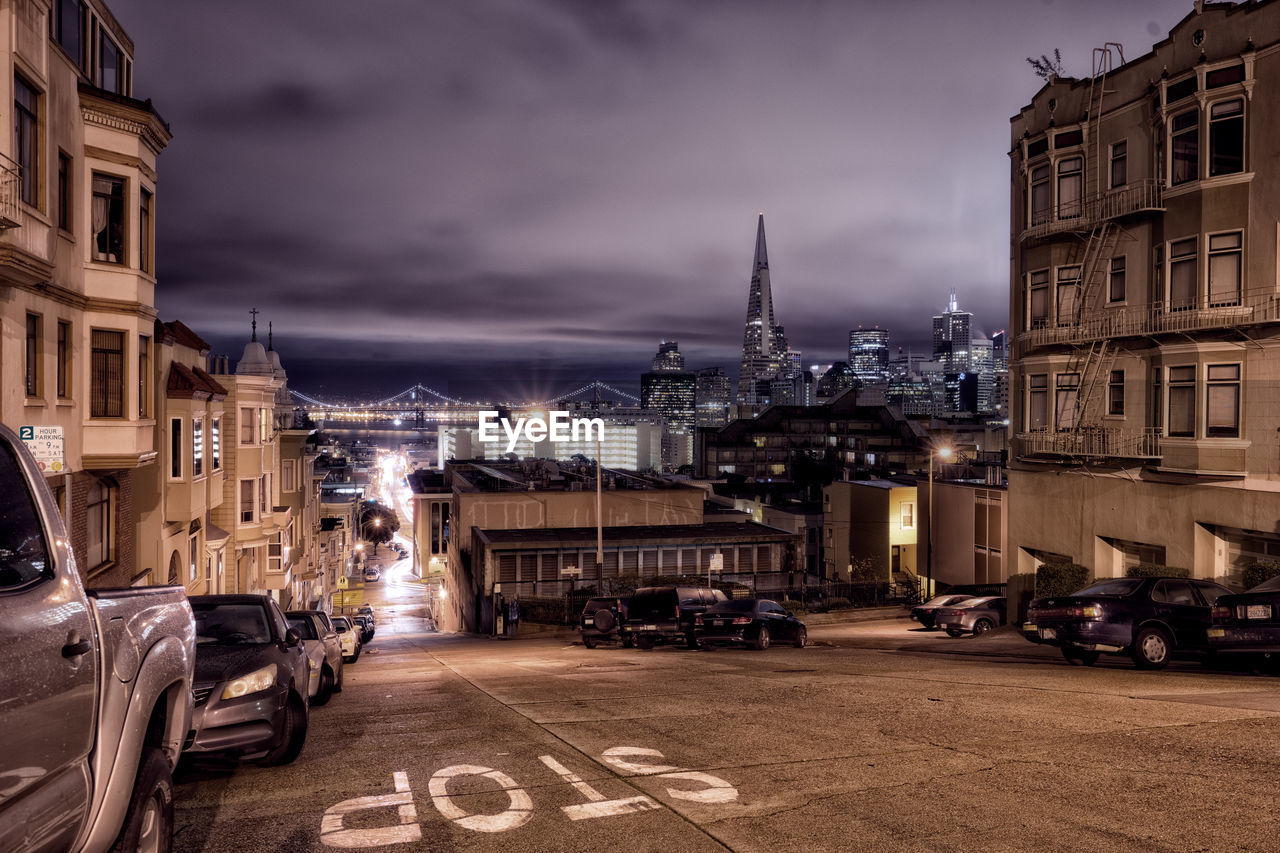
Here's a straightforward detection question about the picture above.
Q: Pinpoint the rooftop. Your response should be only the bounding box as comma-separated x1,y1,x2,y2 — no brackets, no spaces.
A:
450,460,691,494
476,522,800,548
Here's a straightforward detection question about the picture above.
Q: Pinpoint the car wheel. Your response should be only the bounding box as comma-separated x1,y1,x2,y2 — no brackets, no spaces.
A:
621,635,635,649
334,660,344,693
972,618,995,636
793,627,807,648
583,637,597,649
1132,626,1172,669
258,692,309,766
351,645,361,663
109,746,174,853
313,665,335,707
753,625,771,651
685,631,698,649
635,637,653,650
945,628,964,638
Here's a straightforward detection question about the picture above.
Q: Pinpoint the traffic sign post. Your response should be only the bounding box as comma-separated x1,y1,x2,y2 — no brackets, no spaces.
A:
708,553,723,588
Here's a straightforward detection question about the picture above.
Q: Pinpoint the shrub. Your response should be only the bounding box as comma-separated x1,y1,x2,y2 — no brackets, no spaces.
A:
1035,562,1089,599
1243,560,1280,591
1125,563,1190,579
824,596,853,610
780,598,806,614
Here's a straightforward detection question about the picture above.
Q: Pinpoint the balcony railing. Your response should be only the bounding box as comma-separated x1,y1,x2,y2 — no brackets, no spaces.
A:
1016,297,1280,356
1015,427,1162,460
1020,179,1163,243
0,153,20,229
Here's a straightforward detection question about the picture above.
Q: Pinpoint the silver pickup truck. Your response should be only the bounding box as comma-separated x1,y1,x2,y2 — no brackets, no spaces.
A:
0,423,197,853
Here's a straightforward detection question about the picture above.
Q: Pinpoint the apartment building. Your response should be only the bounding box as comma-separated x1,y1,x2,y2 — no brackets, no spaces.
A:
1,0,169,586
135,320,228,592
1008,3,1280,584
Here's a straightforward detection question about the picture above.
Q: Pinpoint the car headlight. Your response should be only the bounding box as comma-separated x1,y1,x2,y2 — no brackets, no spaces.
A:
221,664,278,700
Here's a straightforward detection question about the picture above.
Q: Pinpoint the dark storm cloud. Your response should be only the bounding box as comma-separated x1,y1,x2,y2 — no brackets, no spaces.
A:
110,0,1194,397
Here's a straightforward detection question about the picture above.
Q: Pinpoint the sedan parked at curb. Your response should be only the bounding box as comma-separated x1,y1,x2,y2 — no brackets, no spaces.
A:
694,599,807,650
285,610,344,705
185,594,311,765
352,614,375,644
1209,574,1280,665
910,594,975,630
332,616,362,663
936,596,1007,637
1024,577,1232,669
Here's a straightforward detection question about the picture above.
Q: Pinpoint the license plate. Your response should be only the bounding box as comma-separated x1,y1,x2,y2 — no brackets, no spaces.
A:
643,624,657,631
1246,604,1272,620
1040,628,1057,640
1023,623,1037,632
713,620,725,627
1207,628,1225,638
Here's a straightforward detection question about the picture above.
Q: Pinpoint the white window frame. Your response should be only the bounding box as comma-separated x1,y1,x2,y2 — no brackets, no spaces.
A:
1207,230,1243,307
900,502,915,530
1206,362,1241,439
192,416,204,478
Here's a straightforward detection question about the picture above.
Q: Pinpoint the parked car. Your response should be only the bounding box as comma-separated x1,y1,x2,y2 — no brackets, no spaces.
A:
910,594,975,630
364,567,381,582
332,615,362,662
352,614,375,643
286,610,345,705
186,594,312,764
936,596,1007,637
1024,576,1232,668
626,585,729,649
357,604,376,626
580,596,631,648
0,423,197,853
1208,574,1280,665
694,599,807,650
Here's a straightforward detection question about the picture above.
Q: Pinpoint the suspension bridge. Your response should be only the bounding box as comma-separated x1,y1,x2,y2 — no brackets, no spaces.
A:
290,380,642,428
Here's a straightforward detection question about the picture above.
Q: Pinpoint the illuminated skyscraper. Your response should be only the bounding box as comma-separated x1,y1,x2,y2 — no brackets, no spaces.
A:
848,327,890,383
932,288,973,374
695,367,731,428
641,341,696,469
737,214,787,404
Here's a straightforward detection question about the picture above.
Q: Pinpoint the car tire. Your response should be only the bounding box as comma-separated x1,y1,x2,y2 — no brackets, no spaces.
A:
258,692,309,766
583,637,597,649
109,745,174,853
635,637,653,650
945,628,964,638
621,635,635,649
684,630,698,649
1132,626,1173,669
313,665,335,707
972,618,995,636
793,627,807,648
1062,647,1099,666
334,660,344,693
753,625,771,651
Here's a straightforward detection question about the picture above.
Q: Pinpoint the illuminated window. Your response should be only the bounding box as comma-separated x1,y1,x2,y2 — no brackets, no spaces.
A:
211,418,221,469
901,502,915,530
193,418,204,477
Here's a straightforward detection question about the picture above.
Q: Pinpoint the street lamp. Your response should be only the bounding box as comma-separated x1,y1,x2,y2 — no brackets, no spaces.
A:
927,445,954,601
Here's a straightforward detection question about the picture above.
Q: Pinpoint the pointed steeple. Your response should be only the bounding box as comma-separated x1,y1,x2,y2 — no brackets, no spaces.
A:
737,213,783,405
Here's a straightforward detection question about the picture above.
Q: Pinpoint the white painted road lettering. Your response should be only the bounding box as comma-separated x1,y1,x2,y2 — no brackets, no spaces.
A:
318,746,736,845
320,771,421,848
428,764,533,833
537,754,661,821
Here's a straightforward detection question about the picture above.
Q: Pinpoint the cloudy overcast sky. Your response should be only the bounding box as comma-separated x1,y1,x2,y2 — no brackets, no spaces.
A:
110,0,1193,400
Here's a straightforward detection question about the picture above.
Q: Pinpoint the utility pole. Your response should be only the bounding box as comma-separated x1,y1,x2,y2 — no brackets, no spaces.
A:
595,435,604,585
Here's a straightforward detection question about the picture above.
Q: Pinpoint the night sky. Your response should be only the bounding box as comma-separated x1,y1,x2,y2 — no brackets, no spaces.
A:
109,0,1193,401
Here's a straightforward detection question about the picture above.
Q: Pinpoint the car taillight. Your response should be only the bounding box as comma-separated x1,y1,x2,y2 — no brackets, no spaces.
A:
1073,604,1102,620
733,616,752,625
1211,605,1232,622
694,615,704,626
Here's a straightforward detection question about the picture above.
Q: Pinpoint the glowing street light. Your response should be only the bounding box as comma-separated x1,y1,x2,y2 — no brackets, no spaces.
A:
927,444,955,600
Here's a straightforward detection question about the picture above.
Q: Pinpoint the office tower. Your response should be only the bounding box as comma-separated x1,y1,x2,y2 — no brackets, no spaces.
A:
737,214,787,404
932,288,973,375
849,327,890,384
695,367,731,428
641,341,696,469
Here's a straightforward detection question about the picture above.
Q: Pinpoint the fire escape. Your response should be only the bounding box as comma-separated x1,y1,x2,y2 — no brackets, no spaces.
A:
1016,44,1164,462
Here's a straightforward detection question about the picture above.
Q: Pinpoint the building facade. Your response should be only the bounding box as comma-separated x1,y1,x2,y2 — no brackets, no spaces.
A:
2,0,169,587
1008,4,1280,585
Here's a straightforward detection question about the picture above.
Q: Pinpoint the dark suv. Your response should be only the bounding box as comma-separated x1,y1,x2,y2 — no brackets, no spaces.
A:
627,585,728,649
580,596,631,649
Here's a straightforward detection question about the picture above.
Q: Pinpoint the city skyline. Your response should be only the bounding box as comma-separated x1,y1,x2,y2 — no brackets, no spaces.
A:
107,0,1193,396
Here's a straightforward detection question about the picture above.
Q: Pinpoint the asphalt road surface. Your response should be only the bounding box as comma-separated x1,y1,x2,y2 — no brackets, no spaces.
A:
173,576,1280,852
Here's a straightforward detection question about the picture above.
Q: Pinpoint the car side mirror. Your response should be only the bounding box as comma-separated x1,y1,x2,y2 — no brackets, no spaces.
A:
284,628,302,647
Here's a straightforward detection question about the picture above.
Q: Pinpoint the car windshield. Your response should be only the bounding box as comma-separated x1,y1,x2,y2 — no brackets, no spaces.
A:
1245,574,1280,593
286,616,318,640
193,603,273,645
1073,579,1144,597
706,600,758,613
